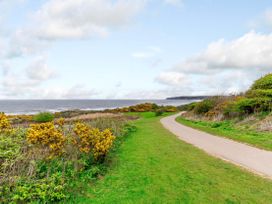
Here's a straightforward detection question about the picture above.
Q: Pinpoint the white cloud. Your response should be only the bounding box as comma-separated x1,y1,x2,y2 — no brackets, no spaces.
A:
0,57,57,98
62,85,98,99
31,0,146,40
174,31,272,74
26,57,56,81
156,31,272,95
155,72,186,86
4,29,50,58
1,73,41,98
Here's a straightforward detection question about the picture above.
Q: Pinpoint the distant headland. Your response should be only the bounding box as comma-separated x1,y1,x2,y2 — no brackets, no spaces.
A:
166,96,211,100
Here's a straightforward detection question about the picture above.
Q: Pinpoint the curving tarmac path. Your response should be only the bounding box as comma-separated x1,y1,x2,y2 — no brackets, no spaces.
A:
161,113,272,179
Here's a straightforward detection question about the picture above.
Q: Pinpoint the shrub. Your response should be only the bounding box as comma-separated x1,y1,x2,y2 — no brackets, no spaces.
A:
55,118,65,128
1,115,128,203
155,109,164,116
193,99,215,115
33,112,54,123
73,122,116,161
224,98,272,116
128,103,155,112
27,122,66,158
0,129,25,162
8,115,33,124
163,106,178,112
246,89,272,98
0,113,11,132
250,73,272,90
178,102,198,111
1,173,67,203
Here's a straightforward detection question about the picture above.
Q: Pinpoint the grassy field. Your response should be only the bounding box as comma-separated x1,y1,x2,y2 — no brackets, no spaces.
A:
71,112,272,203
176,116,272,151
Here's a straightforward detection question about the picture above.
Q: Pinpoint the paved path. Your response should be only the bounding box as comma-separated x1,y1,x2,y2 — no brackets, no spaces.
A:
161,113,272,179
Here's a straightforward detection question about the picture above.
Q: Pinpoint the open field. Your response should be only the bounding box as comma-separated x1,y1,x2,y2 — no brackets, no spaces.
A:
71,112,272,203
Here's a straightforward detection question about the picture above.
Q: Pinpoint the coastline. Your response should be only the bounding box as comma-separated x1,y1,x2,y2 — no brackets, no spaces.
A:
1,99,196,115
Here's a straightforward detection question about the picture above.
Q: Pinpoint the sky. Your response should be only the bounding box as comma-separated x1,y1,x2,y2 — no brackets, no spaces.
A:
0,0,272,99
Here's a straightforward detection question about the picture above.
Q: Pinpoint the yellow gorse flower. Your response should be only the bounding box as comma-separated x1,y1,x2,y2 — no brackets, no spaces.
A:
73,122,115,160
0,113,12,133
27,122,66,157
55,118,65,127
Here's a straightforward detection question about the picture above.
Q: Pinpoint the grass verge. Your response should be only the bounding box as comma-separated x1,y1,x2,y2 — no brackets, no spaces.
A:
176,116,272,151
70,112,272,203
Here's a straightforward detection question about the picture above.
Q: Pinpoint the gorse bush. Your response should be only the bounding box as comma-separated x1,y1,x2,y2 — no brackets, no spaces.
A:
27,122,66,158
0,113,11,132
73,122,115,160
108,103,177,113
0,112,123,203
33,112,54,123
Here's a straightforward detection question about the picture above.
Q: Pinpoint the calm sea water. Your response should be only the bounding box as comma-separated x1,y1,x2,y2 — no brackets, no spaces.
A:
0,99,196,115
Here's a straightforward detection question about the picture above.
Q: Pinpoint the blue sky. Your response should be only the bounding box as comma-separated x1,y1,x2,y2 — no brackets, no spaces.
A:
0,0,272,99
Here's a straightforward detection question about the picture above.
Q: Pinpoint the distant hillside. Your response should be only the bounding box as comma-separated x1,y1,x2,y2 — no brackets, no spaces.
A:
166,96,210,100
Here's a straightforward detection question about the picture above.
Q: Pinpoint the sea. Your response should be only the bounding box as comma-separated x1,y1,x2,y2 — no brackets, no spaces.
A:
0,99,197,115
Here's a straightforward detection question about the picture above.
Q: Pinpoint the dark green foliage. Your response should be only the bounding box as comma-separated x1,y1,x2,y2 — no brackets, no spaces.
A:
250,73,272,90
178,102,198,111
183,74,272,118
246,89,272,98
155,109,164,116
193,99,215,115
237,98,272,114
223,98,272,118
235,98,258,114
33,112,54,123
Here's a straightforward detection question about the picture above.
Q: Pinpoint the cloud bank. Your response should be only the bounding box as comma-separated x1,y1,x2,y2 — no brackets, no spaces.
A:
157,31,272,96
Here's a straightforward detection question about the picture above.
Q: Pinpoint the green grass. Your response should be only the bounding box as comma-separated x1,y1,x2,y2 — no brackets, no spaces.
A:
176,117,272,151
70,112,272,203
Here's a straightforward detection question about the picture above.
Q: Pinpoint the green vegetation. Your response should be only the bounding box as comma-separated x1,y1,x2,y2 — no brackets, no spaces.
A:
107,103,178,113
177,73,272,150
176,117,272,151
72,113,272,203
249,73,272,91
193,98,215,114
33,112,54,123
179,74,272,119
0,114,129,203
155,108,164,116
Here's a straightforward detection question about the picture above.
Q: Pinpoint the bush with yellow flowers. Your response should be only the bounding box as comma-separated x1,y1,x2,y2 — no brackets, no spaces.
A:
55,118,65,128
26,122,66,157
0,113,11,133
93,128,115,160
73,122,115,160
